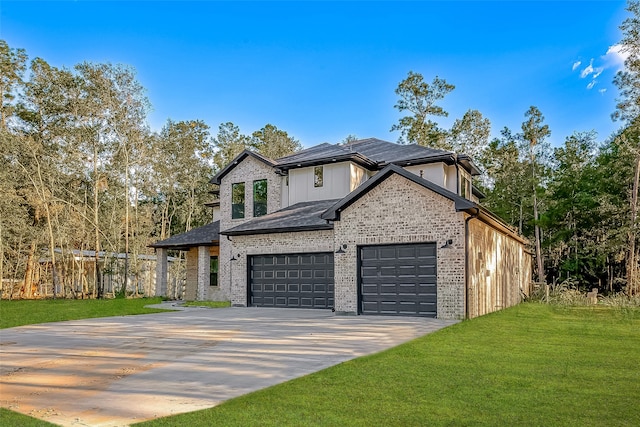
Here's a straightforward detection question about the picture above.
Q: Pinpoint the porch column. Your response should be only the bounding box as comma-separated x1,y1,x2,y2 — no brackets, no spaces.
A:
197,245,209,300
155,248,168,297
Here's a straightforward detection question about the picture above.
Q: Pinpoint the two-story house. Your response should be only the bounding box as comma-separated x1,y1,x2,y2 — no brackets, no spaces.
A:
152,138,532,319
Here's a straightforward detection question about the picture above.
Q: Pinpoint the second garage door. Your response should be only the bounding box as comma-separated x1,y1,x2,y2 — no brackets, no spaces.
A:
359,243,437,317
249,253,334,309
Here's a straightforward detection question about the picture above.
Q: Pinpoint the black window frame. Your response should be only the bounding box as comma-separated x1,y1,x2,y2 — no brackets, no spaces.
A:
210,256,219,287
232,182,245,219
253,179,268,217
314,166,323,188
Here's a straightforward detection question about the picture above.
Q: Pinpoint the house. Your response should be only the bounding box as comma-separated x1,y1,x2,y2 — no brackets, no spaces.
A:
152,138,532,319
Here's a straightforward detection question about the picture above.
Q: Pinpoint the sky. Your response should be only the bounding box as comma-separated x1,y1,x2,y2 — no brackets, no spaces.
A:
0,1,631,149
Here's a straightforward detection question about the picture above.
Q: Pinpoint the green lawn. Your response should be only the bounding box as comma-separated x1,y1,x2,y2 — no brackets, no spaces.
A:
136,304,640,427
0,297,167,329
182,300,231,308
2,303,639,426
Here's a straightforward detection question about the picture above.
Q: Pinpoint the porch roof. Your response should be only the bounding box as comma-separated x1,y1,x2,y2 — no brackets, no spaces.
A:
150,220,220,250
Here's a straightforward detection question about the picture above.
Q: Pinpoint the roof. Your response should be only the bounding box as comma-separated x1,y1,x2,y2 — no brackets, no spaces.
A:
221,199,338,236
321,164,477,221
149,221,220,250
210,150,277,185
210,139,480,184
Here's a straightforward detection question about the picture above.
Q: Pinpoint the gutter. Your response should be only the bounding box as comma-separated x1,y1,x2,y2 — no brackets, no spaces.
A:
464,207,480,320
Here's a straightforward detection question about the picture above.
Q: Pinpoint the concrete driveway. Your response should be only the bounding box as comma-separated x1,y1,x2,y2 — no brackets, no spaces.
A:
0,304,458,426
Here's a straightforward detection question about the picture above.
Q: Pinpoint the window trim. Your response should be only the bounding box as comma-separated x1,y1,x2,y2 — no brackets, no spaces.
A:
209,256,219,287
231,182,245,219
253,179,268,217
314,166,324,188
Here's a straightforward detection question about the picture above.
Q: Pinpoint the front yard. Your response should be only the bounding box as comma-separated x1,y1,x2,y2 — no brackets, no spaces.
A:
137,304,640,426
1,302,638,426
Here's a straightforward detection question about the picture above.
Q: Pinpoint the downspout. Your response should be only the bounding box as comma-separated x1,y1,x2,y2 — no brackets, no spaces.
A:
465,208,480,319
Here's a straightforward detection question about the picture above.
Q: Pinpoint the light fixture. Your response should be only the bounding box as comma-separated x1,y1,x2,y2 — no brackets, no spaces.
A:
335,244,347,254
230,254,239,261
440,239,453,249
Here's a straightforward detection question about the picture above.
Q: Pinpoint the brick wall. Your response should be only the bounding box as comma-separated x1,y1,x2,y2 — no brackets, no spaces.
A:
219,156,283,304
333,174,467,319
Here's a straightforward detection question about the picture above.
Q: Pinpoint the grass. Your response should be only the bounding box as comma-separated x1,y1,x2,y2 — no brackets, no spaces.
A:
182,300,231,308
0,408,57,426
136,303,640,427
0,297,167,329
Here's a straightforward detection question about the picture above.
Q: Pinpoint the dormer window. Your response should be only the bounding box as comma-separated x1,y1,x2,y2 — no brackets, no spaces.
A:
232,182,245,219
314,166,323,187
253,179,267,217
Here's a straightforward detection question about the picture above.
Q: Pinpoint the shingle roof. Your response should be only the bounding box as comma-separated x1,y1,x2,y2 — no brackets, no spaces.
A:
150,221,220,250
221,199,338,236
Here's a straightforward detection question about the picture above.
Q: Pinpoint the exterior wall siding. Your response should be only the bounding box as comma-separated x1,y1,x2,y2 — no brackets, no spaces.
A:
467,219,532,318
288,162,352,204
226,230,334,307
332,174,467,319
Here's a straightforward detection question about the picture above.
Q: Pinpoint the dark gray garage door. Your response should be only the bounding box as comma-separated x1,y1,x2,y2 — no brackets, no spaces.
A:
249,253,334,309
359,243,437,317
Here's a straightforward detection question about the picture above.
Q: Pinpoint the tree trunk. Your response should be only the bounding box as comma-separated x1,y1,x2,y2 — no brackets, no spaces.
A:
627,153,639,296
22,240,37,298
94,144,102,299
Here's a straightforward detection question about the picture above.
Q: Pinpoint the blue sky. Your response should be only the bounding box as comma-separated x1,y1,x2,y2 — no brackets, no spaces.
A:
0,1,630,148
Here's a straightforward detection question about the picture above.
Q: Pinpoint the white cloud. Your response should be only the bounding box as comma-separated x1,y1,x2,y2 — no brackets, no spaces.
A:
599,88,607,94
580,60,594,78
573,44,629,91
604,44,629,70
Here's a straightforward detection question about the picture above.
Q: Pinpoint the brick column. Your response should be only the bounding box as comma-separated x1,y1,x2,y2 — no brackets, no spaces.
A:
197,246,209,300
155,248,168,297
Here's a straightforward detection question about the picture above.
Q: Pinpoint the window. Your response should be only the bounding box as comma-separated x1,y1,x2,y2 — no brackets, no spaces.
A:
209,256,218,286
253,179,267,217
461,176,471,199
314,166,323,188
232,182,245,219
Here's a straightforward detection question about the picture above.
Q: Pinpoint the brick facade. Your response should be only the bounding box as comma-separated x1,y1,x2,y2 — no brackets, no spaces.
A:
218,156,283,305
226,230,334,306
332,174,467,319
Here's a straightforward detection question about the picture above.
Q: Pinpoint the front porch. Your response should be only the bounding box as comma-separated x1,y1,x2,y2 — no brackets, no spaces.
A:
150,221,223,301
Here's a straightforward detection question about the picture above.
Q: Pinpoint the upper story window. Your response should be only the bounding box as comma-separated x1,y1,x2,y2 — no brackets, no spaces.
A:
253,179,267,217
461,175,471,200
232,182,245,219
314,166,323,188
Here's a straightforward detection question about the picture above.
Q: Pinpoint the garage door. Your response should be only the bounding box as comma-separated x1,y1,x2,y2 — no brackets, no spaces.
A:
359,243,437,317
249,253,334,309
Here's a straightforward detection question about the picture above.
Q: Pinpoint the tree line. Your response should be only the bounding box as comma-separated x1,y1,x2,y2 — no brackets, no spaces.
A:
0,43,301,298
1,1,638,299
390,1,639,296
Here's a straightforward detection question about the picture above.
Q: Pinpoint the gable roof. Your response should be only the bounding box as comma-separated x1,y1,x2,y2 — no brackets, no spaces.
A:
210,150,277,185
221,199,338,236
150,221,220,250
321,164,477,221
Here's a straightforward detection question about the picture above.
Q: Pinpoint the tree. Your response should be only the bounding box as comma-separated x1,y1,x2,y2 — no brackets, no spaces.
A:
212,122,250,171
0,40,27,129
251,124,302,159
544,132,601,287
521,106,552,283
391,71,454,149
449,109,491,163
613,0,640,296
